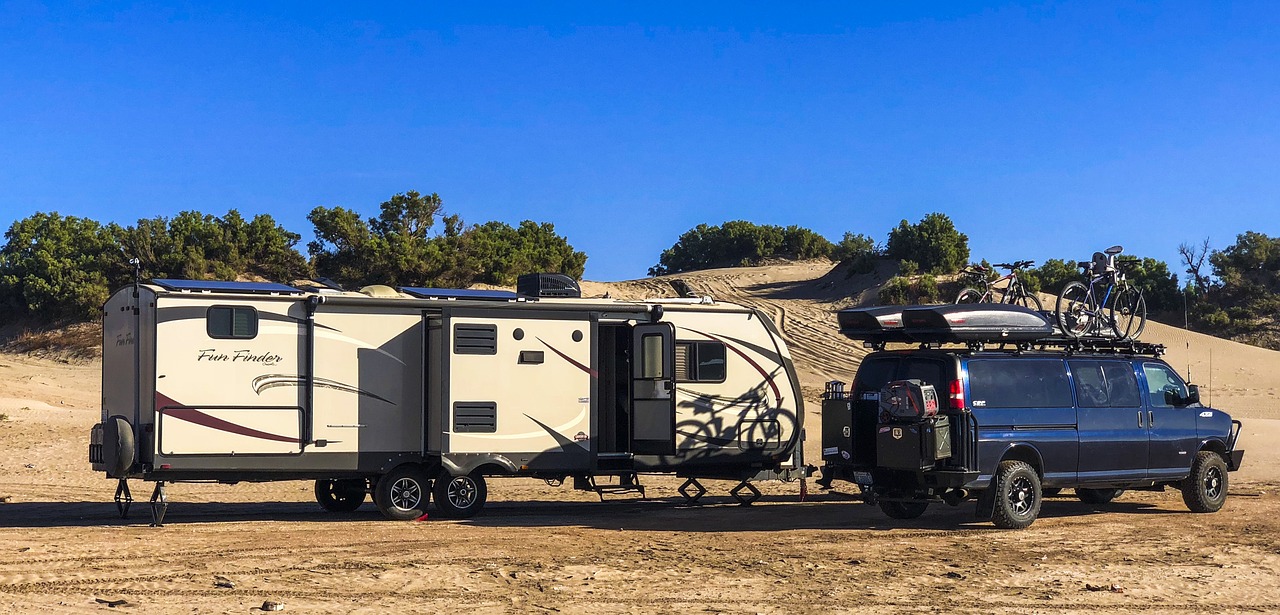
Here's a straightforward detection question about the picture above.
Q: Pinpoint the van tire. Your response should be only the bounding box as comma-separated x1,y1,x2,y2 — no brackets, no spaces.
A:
1076,488,1123,505
990,460,1042,529
433,471,487,519
879,500,929,520
315,478,367,512
1181,451,1228,513
373,466,431,521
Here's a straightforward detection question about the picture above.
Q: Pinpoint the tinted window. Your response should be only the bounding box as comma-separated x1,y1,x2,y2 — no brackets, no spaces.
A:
903,359,946,393
207,306,257,339
968,359,1072,408
853,357,899,395
676,341,726,382
1143,362,1188,408
1069,360,1141,408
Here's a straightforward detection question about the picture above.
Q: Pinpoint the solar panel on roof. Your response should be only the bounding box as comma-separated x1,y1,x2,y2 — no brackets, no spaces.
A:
153,279,303,294
399,287,518,301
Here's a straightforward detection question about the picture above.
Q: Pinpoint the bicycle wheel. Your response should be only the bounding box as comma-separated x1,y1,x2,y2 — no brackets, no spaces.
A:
1110,285,1147,340
1055,281,1093,338
955,287,986,304
1011,286,1044,312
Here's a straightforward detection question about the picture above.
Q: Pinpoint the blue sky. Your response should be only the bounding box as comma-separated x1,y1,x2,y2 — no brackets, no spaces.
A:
2,2,1277,281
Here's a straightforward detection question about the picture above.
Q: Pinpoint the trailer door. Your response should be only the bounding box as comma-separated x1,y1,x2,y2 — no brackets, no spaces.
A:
631,323,676,455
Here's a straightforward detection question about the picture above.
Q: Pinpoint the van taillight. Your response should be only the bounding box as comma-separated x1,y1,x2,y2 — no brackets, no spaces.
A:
949,379,965,410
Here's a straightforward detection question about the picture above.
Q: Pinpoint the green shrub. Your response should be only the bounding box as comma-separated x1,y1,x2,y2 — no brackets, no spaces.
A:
834,232,879,275
649,221,834,276
885,213,969,274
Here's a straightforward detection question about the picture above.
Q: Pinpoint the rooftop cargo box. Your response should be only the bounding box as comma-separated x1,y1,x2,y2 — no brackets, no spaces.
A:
901,303,1052,343
835,305,912,343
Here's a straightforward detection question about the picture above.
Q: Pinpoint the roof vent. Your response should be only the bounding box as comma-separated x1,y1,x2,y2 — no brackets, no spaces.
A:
517,273,581,299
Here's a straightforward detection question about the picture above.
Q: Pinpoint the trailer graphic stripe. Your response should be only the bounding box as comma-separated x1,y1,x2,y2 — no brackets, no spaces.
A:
155,392,299,444
687,329,783,406
251,374,395,405
536,338,598,377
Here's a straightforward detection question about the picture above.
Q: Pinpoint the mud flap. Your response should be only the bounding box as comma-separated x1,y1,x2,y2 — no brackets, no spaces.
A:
975,488,995,520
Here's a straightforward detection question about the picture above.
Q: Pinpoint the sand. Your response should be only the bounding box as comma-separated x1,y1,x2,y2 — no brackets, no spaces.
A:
1,261,1278,613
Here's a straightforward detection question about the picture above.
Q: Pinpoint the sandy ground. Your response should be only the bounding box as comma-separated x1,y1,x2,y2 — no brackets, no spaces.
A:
2,262,1280,614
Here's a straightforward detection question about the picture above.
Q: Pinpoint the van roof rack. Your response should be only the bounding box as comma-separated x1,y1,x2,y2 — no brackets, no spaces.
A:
837,304,1164,356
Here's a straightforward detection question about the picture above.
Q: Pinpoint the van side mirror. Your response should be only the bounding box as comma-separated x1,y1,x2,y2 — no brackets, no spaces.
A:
1185,384,1201,406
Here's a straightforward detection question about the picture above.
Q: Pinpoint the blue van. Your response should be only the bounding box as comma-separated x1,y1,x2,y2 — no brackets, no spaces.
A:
820,347,1245,529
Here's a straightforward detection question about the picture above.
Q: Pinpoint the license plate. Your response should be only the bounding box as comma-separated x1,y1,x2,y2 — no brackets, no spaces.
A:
853,472,873,485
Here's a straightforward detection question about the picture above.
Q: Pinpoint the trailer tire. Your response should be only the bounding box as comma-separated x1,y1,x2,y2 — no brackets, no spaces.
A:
374,466,431,521
990,460,1041,529
1181,451,1228,513
1076,488,1123,505
315,478,367,513
433,471,487,519
103,415,135,478
879,500,929,520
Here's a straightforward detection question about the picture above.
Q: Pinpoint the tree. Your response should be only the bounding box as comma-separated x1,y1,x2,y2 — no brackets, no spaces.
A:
649,221,834,276
1022,258,1083,295
1178,238,1212,296
885,213,969,274
119,210,310,282
1118,256,1181,315
833,232,879,274
0,213,121,320
309,190,587,289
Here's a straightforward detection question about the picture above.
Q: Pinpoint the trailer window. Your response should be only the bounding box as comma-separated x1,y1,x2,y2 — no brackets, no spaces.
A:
676,341,726,383
207,306,258,339
640,334,665,379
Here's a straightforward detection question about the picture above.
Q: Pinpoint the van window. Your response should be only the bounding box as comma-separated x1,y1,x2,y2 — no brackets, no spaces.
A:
207,306,257,339
968,359,1072,408
1143,363,1188,407
676,341,726,382
1069,360,1141,408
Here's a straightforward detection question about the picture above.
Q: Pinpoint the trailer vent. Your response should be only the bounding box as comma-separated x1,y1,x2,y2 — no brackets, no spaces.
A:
453,402,497,433
517,273,581,299
454,324,498,355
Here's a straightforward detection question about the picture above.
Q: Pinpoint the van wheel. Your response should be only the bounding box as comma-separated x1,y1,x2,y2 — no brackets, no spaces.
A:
1182,451,1228,513
879,500,929,520
374,466,431,520
1076,488,1123,505
433,471,487,519
991,460,1041,529
315,478,367,512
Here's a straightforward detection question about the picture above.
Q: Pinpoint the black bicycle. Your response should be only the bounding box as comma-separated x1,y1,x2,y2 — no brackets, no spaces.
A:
955,260,1043,311
1055,245,1147,340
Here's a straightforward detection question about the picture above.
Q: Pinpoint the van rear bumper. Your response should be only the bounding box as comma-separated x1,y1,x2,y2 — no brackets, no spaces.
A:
919,470,979,488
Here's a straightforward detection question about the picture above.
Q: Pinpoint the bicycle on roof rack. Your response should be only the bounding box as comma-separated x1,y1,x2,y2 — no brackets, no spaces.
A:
1054,245,1148,341
954,260,1042,311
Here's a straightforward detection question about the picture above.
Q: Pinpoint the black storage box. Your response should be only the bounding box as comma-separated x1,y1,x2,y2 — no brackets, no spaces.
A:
876,415,952,471
821,398,855,465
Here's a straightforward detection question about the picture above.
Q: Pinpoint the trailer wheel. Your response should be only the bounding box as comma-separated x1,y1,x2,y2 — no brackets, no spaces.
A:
374,466,431,521
433,471,487,519
1076,488,1123,505
990,460,1041,529
1181,451,1228,513
315,478,367,512
878,500,929,520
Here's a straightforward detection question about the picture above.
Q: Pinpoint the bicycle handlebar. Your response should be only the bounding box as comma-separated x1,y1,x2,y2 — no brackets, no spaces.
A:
994,260,1035,270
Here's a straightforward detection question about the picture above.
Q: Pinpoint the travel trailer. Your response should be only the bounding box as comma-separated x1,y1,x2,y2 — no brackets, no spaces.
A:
89,275,805,523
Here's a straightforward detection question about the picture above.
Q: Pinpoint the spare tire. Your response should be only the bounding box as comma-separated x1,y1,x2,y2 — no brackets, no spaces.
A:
103,415,135,478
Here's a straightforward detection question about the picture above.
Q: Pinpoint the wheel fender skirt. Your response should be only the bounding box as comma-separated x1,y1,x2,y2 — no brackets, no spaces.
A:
442,454,519,476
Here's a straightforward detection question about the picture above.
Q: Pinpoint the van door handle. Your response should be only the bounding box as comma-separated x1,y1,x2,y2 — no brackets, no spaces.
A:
1149,410,1155,428
1138,411,1144,428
